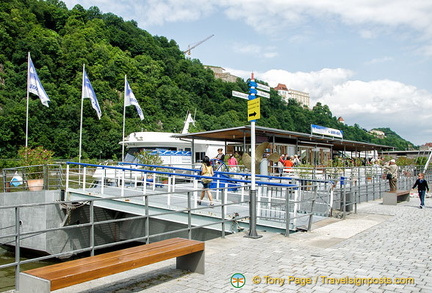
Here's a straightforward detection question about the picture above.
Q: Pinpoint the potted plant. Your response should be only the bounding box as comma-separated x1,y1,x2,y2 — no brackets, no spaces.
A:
18,146,54,191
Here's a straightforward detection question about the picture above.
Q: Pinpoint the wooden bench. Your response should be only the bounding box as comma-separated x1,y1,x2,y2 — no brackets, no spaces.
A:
19,238,204,292
383,190,410,205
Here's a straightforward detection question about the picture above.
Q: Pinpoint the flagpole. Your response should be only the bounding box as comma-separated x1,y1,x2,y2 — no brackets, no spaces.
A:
122,75,127,161
78,64,85,163
25,52,31,147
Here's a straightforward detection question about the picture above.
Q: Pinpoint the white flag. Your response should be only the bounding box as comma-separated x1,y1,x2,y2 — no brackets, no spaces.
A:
125,80,144,120
28,56,50,107
82,70,102,119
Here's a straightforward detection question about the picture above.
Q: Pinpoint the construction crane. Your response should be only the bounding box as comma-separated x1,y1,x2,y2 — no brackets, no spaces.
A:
183,34,214,55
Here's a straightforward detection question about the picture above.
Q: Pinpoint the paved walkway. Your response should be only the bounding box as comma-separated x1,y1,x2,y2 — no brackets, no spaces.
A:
51,196,431,292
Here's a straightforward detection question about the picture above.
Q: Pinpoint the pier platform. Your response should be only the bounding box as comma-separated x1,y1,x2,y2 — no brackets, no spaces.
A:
43,195,430,292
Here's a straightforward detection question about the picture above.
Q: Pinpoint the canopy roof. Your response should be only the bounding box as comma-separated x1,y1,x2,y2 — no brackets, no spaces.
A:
174,125,393,152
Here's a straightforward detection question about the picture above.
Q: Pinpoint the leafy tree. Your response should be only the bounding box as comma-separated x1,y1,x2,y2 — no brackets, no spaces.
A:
0,0,415,162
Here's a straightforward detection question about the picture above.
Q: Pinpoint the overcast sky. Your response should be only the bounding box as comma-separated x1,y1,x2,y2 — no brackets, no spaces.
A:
63,0,432,146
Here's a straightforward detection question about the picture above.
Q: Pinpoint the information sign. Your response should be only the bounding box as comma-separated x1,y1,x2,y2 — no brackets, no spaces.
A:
232,90,249,100
248,98,260,121
256,90,270,98
256,83,270,92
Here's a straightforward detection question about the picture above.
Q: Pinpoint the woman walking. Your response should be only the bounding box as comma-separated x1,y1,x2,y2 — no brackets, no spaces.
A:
198,156,214,206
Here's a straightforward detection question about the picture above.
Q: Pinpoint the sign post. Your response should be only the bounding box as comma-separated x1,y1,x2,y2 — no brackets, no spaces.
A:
231,73,269,239
246,74,261,239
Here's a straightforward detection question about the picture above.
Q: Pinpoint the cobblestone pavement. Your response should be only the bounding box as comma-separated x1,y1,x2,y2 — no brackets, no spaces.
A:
52,196,431,293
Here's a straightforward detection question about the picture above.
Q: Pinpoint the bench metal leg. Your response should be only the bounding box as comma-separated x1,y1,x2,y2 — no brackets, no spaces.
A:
400,194,410,202
176,250,205,274
19,273,50,293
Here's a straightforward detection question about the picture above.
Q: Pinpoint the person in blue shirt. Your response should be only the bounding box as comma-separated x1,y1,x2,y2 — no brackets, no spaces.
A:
412,173,429,209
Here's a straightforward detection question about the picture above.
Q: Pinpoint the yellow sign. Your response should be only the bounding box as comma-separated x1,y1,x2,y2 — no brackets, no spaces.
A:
248,98,260,121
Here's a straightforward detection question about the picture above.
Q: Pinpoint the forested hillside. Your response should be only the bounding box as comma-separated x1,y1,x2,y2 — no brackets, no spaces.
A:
0,0,414,160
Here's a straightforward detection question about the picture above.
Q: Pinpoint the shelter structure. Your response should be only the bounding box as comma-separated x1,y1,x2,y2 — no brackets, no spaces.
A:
174,125,393,165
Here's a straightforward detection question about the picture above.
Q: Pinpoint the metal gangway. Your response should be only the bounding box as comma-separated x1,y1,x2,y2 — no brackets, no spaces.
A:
65,162,343,234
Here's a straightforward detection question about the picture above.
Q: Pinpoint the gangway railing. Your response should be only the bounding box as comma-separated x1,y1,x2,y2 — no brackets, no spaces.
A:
0,187,249,291
1,161,319,291
66,162,326,233
72,162,427,222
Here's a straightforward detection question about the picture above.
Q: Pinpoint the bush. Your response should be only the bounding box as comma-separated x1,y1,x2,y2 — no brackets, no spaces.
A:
17,146,55,179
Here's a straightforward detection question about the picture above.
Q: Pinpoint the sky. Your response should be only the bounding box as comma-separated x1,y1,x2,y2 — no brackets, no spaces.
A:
62,0,432,146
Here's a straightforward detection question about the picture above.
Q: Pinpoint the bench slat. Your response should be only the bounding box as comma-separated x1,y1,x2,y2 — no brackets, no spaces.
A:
51,241,204,290
24,238,188,276
23,238,204,291
46,240,202,279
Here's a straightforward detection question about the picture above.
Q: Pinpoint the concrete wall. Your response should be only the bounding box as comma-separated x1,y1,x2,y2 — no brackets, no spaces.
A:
0,190,68,255
1,190,224,257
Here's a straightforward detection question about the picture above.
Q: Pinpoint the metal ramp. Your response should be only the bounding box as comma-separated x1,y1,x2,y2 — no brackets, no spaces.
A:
67,183,321,234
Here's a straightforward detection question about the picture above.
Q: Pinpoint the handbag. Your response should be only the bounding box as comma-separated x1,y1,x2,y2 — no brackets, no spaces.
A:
202,178,213,184
386,173,392,180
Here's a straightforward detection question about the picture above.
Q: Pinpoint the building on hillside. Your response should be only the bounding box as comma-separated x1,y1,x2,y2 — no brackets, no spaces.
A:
337,117,345,124
369,129,386,139
205,66,239,83
273,83,310,108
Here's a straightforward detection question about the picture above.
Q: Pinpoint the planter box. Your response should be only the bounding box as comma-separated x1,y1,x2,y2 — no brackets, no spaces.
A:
27,179,44,191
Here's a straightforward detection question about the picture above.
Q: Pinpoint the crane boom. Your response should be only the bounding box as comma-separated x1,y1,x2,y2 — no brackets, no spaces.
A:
183,34,214,55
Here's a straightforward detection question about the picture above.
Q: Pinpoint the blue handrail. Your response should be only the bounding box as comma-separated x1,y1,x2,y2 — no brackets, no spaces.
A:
66,161,301,188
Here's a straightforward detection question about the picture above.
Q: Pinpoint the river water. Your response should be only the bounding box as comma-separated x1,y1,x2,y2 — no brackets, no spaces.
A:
0,246,57,292
0,246,15,292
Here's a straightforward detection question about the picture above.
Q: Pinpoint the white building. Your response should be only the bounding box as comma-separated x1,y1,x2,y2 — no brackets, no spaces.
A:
205,66,239,83
274,83,310,108
369,129,386,139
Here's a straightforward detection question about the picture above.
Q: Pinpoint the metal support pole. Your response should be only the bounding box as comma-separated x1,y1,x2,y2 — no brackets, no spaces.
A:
246,114,261,239
222,188,226,238
145,194,149,244
14,207,21,291
187,192,192,239
90,201,95,256
342,184,347,219
247,189,261,238
43,164,48,190
284,188,290,237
